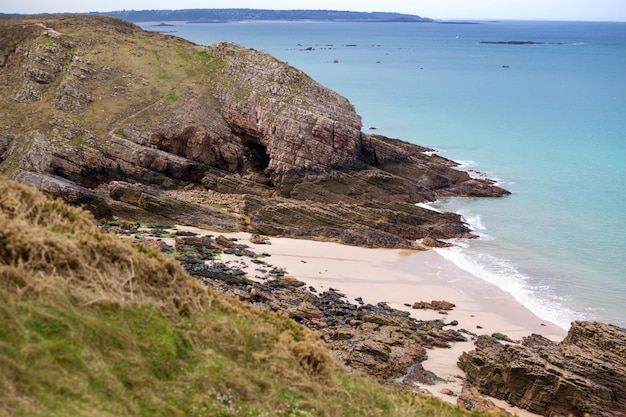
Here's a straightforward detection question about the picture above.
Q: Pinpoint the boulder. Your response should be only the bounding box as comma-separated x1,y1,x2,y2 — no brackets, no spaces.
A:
457,386,511,415
412,300,456,311
458,321,626,417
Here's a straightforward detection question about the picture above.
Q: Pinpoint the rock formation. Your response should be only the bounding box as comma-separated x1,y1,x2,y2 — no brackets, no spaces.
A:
458,321,626,416
0,15,509,248
124,226,468,385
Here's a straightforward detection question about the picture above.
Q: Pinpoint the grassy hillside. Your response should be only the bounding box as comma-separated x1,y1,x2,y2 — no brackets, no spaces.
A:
0,15,222,141
0,177,499,416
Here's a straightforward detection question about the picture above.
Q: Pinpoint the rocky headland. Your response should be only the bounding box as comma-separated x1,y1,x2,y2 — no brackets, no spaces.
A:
2,14,622,417
1,14,508,249
97,9,434,23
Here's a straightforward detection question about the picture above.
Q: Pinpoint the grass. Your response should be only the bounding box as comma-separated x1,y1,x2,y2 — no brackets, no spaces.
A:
0,14,289,185
0,15,224,147
0,13,507,415
166,89,179,101
0,177,505,416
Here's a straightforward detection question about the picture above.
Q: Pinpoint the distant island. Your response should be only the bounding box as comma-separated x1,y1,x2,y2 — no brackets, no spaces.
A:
90,8,434,23
479,40,571,45
480,40,545,45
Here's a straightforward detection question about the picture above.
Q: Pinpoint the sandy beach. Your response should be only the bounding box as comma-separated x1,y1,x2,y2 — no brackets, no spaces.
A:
167,226,567,414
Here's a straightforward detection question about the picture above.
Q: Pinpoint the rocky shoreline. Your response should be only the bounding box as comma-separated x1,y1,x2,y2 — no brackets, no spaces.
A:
3,15,625,416
110,222,469,385
459,321,626,416
113,222,626,416
2,15,508,250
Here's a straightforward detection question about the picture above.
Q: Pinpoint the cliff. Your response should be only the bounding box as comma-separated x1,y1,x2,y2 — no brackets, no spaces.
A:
458,321,626,416
0,14,509,248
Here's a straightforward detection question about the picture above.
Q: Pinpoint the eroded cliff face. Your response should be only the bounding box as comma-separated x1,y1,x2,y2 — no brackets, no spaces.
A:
0,14,509,248
458,321,626,417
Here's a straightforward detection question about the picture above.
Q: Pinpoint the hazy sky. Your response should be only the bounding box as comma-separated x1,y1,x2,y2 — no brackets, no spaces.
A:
3,0,626,22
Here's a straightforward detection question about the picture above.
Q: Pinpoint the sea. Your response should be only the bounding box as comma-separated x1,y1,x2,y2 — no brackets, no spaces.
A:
139,19,626,331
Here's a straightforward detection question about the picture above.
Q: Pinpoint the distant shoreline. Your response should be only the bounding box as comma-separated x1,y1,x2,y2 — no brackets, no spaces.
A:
88,8,435,24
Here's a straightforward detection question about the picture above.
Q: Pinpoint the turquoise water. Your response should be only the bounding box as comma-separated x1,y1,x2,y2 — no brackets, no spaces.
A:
140,20,626,329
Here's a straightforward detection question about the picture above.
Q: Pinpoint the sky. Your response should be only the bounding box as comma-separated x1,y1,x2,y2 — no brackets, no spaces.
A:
3,0,626,22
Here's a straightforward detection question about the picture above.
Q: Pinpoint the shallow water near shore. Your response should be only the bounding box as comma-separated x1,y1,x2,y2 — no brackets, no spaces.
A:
141,19,626,330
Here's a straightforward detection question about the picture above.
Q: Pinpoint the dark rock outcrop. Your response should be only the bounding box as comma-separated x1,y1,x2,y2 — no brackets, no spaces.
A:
243,195,473,248
1,15,509,248
458,321,626,417
479,41,545,45
116,227,468,385
173,237,467,384
412,300,456,311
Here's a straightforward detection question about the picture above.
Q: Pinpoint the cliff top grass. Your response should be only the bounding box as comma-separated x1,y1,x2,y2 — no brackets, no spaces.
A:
0,15,222,141
0,14,355,151
0,176,502,416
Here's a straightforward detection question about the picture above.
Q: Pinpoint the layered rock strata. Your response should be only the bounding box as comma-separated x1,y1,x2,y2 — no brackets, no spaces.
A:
458,321,626,417
0,15,508,248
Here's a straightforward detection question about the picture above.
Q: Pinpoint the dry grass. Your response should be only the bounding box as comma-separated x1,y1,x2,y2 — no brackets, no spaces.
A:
0,177,208,316
0,176,500,416
0,15,221,148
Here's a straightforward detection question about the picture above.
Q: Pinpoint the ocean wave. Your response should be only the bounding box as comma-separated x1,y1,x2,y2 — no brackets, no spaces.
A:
455,209,495,240
454,159,477,169
434,245,584,330
415,202,442,213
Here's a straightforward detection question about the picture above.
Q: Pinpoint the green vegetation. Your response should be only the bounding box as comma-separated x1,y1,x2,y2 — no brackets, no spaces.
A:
0,177,501,416
0,15,224,146
166,89,179,101
98,9,433,23
490,333,514,343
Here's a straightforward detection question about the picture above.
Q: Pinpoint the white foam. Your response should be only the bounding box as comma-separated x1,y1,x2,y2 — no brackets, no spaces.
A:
456,209,494,240
463,168,510,187
461,212,486,231
415,202,442,213
466,169,486,180
435,245,583,330
446,157,512,187
454,159,476,169
422,149,440,156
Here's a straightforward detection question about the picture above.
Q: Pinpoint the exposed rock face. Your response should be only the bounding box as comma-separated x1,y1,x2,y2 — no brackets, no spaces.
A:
0,15,509,248
458,321,626,417
243,195,473,248
206,41,364,178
